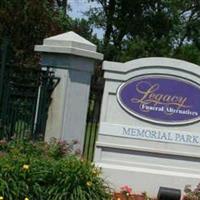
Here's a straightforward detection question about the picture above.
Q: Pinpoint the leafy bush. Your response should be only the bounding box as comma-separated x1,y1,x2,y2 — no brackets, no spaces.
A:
0,139,112,200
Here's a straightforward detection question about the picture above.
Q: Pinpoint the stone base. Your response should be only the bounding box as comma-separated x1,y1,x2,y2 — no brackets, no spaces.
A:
94,142,200,197
97,162,200,197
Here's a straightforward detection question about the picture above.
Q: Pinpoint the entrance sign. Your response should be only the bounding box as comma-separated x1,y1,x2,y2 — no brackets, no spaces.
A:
117,75,200,125
94,57,200,196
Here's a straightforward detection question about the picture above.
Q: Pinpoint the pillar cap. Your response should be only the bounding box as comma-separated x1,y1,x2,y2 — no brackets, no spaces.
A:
35,31,103,60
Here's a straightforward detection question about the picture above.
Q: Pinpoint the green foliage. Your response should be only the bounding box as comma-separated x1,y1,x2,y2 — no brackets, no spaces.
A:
0,0,62,64
173,44,200,64
88,0,200,64
0,139,112,200
58,16,99,45
0,0,97,65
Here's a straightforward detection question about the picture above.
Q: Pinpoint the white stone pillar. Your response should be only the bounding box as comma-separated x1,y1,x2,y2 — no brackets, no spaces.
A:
34,31,103,151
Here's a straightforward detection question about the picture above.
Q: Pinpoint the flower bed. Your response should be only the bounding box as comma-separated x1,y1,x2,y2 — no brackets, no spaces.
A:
113,185,156,200
0,138,112,200
113,193,147,200
183,183,200,200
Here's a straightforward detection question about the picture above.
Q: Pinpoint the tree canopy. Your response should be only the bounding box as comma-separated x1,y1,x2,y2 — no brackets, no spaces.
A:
88,0,200,64
0,0,200,64
0,0,95,65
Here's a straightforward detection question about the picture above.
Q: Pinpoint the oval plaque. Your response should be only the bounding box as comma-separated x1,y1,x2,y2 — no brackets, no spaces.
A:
117,75,200,125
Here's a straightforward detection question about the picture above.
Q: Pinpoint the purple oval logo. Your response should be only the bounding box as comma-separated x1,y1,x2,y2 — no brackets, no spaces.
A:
117,75,200,125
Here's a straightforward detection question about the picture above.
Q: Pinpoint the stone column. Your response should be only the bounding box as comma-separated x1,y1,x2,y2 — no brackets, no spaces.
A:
34,31,103,151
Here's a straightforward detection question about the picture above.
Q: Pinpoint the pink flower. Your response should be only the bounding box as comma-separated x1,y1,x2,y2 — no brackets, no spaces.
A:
120,185,133,194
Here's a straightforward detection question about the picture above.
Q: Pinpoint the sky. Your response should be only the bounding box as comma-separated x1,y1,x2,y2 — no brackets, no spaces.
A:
68,0,104,38
68,0,97,19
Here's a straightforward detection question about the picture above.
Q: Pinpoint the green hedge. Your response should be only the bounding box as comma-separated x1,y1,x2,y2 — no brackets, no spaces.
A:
0,139,112,200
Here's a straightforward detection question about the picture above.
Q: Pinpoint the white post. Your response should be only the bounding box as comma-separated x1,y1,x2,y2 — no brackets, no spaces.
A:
34,31,103,152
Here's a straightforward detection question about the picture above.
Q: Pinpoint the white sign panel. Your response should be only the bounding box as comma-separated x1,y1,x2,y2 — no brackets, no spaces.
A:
99,122,200,147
